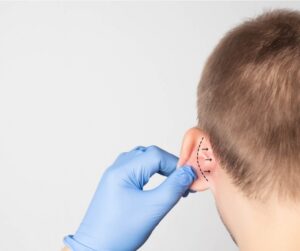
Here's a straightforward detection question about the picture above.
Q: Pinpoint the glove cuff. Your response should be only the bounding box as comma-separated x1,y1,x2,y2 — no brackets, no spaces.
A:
64,235,96,251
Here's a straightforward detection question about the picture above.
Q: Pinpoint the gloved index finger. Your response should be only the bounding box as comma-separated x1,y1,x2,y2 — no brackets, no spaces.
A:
143,145,179,177
120,145,179,188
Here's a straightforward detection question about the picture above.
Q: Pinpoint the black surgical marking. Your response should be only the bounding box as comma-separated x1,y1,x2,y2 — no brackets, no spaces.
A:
196,137,209,182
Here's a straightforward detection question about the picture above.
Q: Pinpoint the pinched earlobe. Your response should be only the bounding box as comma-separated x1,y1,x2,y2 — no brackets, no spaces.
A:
177,127,216,192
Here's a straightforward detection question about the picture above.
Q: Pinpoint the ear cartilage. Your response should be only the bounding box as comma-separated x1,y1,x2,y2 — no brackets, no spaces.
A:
196,137,209,182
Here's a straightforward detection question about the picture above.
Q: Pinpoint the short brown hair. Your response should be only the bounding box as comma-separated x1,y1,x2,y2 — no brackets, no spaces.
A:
197,9,300,202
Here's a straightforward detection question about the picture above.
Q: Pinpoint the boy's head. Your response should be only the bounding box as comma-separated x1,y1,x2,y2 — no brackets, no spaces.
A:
178,9,300,247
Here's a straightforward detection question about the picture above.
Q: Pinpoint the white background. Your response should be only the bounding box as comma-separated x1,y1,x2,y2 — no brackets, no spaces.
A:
1,2,300,251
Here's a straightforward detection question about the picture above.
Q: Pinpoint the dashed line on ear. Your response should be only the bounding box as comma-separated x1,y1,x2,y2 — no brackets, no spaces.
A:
196,137,209,182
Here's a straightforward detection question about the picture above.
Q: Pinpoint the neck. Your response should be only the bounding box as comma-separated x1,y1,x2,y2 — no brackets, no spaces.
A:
237,196,300,251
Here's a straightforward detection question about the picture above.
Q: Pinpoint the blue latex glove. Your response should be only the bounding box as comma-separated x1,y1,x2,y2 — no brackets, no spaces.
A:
64,145,197,251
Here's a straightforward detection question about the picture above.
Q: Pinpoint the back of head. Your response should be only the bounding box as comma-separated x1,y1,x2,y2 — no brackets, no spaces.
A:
197,9,300,202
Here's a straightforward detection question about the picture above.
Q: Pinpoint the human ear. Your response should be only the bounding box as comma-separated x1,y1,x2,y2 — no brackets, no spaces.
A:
177,127,217,192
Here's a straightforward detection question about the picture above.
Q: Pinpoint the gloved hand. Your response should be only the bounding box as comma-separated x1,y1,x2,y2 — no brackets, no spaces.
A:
64,145,197,251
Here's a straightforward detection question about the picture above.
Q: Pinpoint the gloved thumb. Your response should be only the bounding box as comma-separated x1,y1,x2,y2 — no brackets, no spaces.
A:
151,165,197,206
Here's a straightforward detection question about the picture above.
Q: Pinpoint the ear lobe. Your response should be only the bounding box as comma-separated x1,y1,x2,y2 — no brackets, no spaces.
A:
178,127,216,192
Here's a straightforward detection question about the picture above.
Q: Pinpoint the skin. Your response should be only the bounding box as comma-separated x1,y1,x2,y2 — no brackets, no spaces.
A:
63,127,300,251
177,127,300,251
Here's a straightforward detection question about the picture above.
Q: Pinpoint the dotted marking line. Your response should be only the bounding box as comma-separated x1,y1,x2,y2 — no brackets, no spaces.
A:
197,137,208,182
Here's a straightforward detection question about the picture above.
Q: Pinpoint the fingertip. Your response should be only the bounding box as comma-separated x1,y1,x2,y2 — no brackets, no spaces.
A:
180,165,198,181
178,171,194,186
